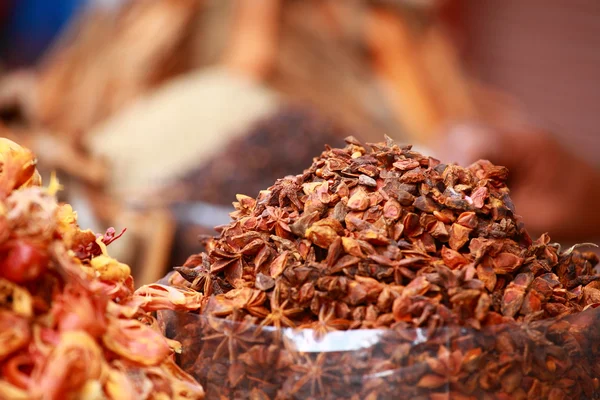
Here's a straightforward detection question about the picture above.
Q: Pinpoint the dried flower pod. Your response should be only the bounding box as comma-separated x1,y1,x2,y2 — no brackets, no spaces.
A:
0,138,41,196
133,284,204,312
305,219,342,249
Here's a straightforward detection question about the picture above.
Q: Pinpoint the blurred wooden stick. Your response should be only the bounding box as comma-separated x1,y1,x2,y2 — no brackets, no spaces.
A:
365,7,442,142
136,207,176,286
223,0,281,81
28,133,107,186
364,6,479,145
419,25,478,127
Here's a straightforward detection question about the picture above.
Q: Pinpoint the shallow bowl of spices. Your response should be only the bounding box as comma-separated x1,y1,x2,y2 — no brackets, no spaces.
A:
158,302,600,400
155,137,600,399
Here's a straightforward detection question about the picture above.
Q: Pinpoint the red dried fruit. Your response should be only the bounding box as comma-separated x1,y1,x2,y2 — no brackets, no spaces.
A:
0,240,48,283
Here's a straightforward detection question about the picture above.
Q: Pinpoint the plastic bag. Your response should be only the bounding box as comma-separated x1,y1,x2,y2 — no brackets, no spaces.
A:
158,299,600,399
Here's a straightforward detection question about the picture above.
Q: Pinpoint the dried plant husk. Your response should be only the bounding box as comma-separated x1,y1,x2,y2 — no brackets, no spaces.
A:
163,136,600,399
0,140,205,399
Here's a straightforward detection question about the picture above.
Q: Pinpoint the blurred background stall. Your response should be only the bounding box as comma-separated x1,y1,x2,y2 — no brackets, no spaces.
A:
1,0,598,285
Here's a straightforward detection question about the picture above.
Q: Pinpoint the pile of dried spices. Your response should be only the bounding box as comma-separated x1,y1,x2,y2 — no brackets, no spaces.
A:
173,105,348,205
168,105,348,266
0,138,205,399
162,136,600,399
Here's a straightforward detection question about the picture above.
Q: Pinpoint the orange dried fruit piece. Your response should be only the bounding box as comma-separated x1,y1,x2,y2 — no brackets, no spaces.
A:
103,318,172,366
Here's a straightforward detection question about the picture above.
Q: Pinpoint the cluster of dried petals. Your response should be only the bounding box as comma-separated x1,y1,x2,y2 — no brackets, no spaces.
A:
167,136,600,399
0,141,205,399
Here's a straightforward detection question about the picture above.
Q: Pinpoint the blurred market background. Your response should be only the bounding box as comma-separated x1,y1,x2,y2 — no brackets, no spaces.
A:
1,0,599,286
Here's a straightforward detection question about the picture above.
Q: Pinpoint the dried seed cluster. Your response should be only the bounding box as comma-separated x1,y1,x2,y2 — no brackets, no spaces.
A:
167,137,600,399
0,139,204,399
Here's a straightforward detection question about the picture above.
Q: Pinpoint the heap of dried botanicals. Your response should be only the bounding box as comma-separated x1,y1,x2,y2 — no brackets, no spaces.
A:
174,105,348,205
168,105,347,265
0,139,204,400
169,137,600,399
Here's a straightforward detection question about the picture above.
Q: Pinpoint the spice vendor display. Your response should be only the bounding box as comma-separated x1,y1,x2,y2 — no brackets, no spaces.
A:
0,138,205,399
161,136,600,399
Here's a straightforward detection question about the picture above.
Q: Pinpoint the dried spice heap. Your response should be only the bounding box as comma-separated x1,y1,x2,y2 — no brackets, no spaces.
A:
169,105,347,266
166,137,600,399
175,106,347,205
0,139,204,399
